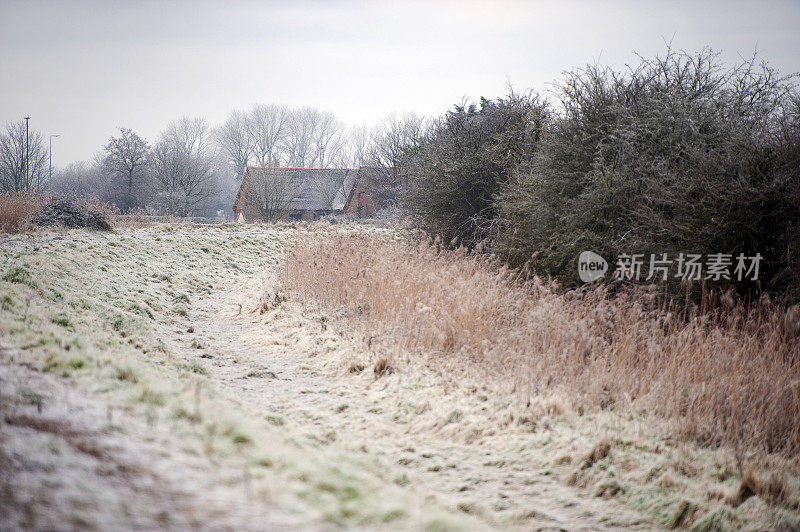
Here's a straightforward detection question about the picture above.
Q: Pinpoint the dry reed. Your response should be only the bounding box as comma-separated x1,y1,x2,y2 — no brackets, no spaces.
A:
282,232,800,459
0,192,173,232
0,191,46,232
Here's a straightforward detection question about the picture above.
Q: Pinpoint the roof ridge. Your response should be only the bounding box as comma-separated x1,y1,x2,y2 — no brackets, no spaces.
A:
246,166,357,171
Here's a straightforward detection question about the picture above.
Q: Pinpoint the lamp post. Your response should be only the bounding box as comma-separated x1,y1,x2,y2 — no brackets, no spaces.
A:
24,116,30,189
49,134,60,187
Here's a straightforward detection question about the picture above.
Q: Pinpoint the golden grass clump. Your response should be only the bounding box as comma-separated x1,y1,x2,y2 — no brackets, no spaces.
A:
0,191,45,232
282,232,800,459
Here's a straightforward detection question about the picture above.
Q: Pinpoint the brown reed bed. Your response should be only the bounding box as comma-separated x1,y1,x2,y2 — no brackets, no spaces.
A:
0,191,46,232
282,231,800,460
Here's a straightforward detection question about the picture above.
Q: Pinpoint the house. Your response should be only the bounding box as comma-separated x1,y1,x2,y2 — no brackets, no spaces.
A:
233,166,378,221
344,167,381,217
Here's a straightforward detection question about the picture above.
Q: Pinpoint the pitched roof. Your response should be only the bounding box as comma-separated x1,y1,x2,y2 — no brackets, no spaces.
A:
237,167,358,213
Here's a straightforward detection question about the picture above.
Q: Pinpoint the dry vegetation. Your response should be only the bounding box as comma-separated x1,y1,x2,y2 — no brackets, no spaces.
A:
0,191,45,232
0,191,191,234
283,232,800,462
3,222,800,530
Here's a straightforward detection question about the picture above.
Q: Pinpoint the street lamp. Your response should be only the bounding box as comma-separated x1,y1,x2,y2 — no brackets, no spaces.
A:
23,116,30,188
49,134,60,186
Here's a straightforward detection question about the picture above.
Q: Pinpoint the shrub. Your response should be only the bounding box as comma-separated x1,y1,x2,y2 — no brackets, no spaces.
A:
0,193,115,233
497,48,800,298
403,91,549,247
29,197,112,231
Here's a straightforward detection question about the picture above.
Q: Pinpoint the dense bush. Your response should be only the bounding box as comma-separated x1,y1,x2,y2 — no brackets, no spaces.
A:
29,198,112,231
496,49,800,297
403,92,549,246
0,193,113,233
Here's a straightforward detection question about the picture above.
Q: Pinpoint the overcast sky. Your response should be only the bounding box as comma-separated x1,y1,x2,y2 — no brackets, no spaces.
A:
1,0,798,166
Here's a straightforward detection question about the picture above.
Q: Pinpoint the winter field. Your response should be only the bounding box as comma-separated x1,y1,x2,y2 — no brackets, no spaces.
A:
1,223,799,531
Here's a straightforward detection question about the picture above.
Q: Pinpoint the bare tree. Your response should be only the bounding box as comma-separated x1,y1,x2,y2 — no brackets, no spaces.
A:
282,107,319,167
150,140,185,214
162,117,213,160
102,127,150,208
281,107,347,167
311,111,346,167
245,168,302,221
151,118,216,215
249,104,289,167
346,124,372,168
215,110,253,180
49,161,109,201
0,120,48,192
208,149,239,217
367,113,424,206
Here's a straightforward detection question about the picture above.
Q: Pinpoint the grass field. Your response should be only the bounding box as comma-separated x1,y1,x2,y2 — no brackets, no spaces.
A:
1,223,799,531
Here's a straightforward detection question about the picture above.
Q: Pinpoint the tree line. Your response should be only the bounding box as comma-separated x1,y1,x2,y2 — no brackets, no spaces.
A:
0,104,423,217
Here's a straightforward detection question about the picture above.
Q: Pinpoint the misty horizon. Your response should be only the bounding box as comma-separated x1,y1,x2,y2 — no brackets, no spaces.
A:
2,0,799,168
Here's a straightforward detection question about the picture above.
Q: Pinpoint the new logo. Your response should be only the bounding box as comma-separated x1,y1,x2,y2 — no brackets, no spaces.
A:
578,251,608,283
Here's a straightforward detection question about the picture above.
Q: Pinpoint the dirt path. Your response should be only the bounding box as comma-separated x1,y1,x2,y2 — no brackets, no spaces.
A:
168,272,659,531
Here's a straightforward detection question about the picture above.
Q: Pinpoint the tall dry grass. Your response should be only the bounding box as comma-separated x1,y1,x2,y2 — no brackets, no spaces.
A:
0,191,46,232
0,192,163,232
282,232,800,459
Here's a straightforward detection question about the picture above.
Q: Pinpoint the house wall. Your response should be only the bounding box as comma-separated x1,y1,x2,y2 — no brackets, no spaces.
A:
345,184,377,218
233,188,263,222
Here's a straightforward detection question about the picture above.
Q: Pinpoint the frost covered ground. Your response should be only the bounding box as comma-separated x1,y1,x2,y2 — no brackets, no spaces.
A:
1,224,797,531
